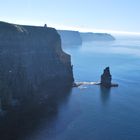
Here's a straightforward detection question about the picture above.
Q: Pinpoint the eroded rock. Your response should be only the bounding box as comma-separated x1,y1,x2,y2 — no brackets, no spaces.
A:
101,67,118,88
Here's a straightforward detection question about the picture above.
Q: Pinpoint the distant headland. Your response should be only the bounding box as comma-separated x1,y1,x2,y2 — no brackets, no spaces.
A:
58,29,115,46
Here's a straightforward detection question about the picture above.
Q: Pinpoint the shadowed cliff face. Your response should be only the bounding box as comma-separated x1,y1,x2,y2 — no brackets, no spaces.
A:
0,21,74,110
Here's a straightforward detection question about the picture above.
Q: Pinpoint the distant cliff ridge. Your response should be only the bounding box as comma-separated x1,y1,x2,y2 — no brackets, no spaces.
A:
0,21,74,110
80,32,115,41
57,30,82,46
57,30,115,46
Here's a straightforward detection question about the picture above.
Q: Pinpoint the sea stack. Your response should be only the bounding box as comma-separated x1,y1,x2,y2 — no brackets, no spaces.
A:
101,67,112,88
101,67,118,88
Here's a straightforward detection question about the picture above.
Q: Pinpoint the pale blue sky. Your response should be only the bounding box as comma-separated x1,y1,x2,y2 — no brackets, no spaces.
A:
0,0,140,34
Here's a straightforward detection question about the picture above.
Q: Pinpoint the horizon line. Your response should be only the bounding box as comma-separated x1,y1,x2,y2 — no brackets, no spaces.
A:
1,19,140,36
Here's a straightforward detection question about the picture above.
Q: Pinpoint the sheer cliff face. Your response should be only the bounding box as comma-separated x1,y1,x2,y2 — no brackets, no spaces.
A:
0,22,74,108
57,30,115,46
57,30,82,46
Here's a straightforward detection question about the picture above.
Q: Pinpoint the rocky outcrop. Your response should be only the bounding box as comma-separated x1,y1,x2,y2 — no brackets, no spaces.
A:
0,21,74,110
101,67,118,88
101,67,112,88
80,32,115,42
57,30,82,46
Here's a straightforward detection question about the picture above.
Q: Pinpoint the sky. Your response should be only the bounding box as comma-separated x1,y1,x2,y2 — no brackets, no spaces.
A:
0,0,140,35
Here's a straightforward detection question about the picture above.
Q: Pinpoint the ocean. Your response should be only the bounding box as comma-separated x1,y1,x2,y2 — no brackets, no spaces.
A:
24,35,140,140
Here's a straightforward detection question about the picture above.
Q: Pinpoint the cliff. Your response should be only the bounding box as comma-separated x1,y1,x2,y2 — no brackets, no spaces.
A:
80,32,115,41
0,21,74,110
57,30,115,46
57,30,82,46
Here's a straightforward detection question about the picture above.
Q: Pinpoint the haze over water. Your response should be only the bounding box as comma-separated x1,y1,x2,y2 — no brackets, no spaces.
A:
24,35,140,140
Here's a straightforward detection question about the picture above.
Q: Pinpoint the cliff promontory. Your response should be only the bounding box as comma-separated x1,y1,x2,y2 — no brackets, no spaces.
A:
80,32,115,42
57,30,82,46
0,21,74,110
57,30,115,46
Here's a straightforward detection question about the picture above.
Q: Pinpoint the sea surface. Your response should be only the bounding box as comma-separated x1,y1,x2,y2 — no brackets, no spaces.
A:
24,35,140,140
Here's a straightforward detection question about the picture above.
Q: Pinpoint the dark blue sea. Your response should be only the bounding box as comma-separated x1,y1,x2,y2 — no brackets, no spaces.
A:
24,35,140,140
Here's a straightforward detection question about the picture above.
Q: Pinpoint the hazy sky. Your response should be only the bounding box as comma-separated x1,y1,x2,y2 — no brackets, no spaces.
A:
0,0,140,34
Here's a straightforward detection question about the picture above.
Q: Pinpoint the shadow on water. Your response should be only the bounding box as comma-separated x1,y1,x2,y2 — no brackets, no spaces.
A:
100,86,111,104
0,86,72,140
